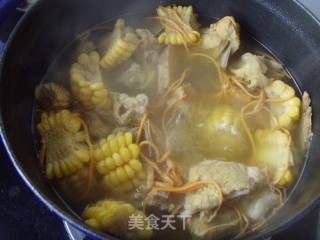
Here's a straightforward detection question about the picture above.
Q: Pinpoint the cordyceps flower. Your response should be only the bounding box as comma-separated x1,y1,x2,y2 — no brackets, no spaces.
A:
37,110,91,180
83,199,152,240
70,51,110,110
35,82,71,111
100,19,140,69
93,132,145,194
252,128,294,187
201,16,240,68
265,80,301,128
157,5,200,45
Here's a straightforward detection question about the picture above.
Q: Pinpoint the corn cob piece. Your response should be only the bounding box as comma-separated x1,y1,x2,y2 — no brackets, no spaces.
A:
100,19,139,69
265,80,301,129
83,199,152,240
93,132,145,193
70,51,110,110
37,110,91,179
157,5,200,45
35,82,71,111
253,128,294,186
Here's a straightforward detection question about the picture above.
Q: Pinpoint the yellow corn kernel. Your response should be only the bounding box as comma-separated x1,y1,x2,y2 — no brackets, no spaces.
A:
101,143,111,157
109,172,120,186
90,81,103,89
116,167,129,183
93,147,104,161
65,158,77,173
124,132,133,145
116,134,126,147
112,153,123,167
128,144,140,158
96,161,108,174
119,147,132,162
85,219,101,229
46,163,54,179
124,165,135,179
108,138,119,153
105,157,116,171
277,170,294,187
59,160,69,176
75,149,90,163
53,161,63,178
129,159,143,173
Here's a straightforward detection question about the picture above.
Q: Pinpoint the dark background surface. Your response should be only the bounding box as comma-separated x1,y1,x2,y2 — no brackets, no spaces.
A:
0,1,319,240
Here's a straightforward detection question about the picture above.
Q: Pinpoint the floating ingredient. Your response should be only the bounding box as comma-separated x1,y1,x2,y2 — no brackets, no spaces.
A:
70,51,110,110
100,19,140,69
37,110,91,179
265,80,301,128
93,132,145,193
157,5,200,45
200,16,240,68
83,199,152,240
35,82,71,111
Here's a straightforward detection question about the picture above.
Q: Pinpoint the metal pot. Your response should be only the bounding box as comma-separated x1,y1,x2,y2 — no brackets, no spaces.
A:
0,0,319,239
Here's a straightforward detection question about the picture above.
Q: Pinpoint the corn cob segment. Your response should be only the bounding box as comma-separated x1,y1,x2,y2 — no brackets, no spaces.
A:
83,199,152,240
70,51,110,110
265,80,301,128
93,132,145,193
100,19,140,69
37,110,91,179
157,5,200,45
35,82,71,111
252,128,294,186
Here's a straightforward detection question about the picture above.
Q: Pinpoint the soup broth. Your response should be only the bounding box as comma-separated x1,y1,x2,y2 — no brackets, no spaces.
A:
33,5,312,240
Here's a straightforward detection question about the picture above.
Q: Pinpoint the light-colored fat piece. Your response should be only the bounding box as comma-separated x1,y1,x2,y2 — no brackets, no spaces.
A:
182,160,266,215
299,91,313,152
239,188,280,222
187,208,241,240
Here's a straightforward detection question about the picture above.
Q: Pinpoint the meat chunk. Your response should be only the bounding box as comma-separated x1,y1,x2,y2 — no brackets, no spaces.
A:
182,160,266,215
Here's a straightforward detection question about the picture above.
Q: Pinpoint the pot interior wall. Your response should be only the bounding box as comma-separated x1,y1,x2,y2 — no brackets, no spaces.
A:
0,0,319,239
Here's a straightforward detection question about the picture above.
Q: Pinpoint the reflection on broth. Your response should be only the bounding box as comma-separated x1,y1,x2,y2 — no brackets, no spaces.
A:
33,5,312,240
